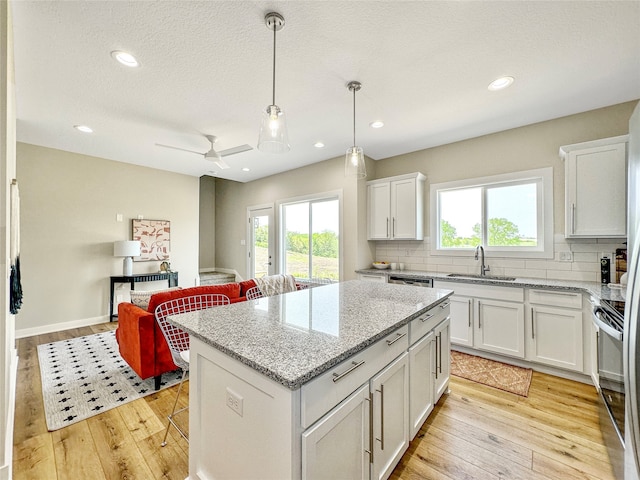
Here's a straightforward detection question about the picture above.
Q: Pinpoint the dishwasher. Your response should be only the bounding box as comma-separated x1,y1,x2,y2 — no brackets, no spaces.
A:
388,275,433,288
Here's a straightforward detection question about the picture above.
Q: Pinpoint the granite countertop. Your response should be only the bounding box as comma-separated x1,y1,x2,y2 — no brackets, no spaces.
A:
167,280,453,390
356,268,627,302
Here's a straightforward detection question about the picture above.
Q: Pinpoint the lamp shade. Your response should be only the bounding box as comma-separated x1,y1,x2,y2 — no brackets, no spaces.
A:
114,240,141,258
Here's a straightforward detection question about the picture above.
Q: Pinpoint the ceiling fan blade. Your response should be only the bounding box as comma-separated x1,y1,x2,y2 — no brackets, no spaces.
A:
218,144,253,157
155,143,205,156
212,158,231,170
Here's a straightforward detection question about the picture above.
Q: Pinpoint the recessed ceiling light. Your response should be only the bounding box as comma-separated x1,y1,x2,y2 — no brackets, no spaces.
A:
370,121,384,129
73,125,93,133
488,76,514,91
111,50,139,67
242,167,250,172
314,142,325,148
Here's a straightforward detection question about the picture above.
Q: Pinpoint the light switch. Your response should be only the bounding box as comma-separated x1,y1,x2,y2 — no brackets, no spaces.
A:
116,213,123,222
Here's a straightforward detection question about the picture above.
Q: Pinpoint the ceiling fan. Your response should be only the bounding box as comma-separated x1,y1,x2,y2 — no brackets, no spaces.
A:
156,135,252,169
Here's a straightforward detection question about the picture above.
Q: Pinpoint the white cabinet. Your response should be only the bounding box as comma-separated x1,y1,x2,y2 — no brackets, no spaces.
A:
561,135,628,238
302,384,371,480
527,289,584,372
367,173,425,240
475,299,525,359
449,295,473,347
408,332,434,439
433,317,451,401
371,353,409,480
434,281,525,359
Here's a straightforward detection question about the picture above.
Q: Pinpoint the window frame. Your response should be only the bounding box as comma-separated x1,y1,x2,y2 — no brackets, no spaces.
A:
430,167,554,259
277,190,343,281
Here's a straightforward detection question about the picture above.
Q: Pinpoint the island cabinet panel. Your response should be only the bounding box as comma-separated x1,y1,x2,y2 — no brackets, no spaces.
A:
301,325,409,429
371,353,410,480
302,384,370,480
408,331,434,439
189,337,301,480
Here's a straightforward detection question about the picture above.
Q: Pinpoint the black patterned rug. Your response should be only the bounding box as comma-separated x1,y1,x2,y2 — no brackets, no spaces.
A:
37,330,183,431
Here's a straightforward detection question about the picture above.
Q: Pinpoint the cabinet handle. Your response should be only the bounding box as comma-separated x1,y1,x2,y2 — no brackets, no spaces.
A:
386,332,407,346
421,313,434,322
392,217,396,237
365,392,374,463
478,300,482,329
332,360,365,383
468,299,472,327
531,307,535,339
386,218,389,237
438,331,443,374
571,203,576,235
434,334,439,380
376,384,385,450
440,302,450,309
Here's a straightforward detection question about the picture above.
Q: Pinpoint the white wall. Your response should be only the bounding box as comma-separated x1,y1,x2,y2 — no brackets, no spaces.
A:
0,1,17,477
199,175,216,271
15,143,201,336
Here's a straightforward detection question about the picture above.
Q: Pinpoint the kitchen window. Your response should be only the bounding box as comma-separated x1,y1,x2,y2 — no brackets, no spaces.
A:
430,168,553,258
279,193,341,282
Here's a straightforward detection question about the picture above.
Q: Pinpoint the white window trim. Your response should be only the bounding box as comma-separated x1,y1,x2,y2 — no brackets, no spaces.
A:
277,189,343,280
429,167,554,259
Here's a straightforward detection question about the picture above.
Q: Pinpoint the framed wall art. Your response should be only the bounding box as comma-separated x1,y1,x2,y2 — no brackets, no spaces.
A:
132,219,170,261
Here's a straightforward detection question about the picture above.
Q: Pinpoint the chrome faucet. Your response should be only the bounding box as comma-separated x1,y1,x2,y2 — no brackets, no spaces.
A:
475,245,491,276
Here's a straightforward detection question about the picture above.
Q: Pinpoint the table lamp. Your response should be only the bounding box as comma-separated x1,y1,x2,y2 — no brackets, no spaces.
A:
114,240,141,276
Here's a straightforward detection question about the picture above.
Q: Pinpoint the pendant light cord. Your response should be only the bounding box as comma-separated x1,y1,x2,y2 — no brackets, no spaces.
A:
272,21,277,106
352,87,356,146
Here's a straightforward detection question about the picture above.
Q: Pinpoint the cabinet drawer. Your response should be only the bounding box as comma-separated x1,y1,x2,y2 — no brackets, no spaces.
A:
409,301,449,345
528,289,582,309
301,325,409,429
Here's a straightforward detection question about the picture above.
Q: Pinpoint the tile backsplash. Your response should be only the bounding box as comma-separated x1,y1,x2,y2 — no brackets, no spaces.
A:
373,235,626,283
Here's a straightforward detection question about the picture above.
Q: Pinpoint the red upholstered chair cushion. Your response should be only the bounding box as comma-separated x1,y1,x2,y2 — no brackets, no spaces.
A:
147,283,241,314
239,279,257,297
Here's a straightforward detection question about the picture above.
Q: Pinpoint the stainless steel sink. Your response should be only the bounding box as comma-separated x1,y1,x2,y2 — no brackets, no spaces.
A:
446,273,517,281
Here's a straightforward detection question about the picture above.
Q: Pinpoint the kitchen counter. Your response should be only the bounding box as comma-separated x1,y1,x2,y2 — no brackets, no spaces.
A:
356,268,627,302
167,279,453,389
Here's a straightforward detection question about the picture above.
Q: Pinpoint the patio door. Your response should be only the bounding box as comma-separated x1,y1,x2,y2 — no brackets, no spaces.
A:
247,205,274,279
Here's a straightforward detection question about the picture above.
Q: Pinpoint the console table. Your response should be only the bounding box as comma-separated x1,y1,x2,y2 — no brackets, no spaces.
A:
109,272,179,321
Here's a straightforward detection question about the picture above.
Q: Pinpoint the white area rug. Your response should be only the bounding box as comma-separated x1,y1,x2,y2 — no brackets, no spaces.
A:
37,330,183,431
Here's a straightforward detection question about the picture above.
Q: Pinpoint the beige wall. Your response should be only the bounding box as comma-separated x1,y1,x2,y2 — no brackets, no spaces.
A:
199,175,215,271
371,101,638,281
16,143,200,335
214,155,375,281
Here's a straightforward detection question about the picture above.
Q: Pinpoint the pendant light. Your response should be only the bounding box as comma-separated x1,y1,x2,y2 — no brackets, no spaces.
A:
257,12,290,154
345,81,366,178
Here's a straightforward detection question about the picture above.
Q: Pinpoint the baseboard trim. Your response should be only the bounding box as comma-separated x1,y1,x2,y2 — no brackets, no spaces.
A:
16,315,111,339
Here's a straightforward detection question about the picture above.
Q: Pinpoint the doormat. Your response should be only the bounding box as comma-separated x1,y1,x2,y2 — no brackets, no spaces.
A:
451,350,533,397
37,330,183,431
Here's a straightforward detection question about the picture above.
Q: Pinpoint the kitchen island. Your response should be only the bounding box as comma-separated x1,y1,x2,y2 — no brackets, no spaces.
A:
168,280,453,480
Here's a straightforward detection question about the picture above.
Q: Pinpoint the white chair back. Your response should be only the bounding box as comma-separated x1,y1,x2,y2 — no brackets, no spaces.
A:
245,286,264,300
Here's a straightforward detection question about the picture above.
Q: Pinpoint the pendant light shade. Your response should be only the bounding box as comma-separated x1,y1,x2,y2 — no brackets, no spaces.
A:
345,81,366,178
258,12,290,154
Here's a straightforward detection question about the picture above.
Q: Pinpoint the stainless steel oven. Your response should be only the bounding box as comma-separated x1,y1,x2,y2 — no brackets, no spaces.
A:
592,299,625,478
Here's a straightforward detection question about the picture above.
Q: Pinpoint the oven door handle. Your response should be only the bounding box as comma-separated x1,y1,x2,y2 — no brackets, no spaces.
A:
592,308,623,341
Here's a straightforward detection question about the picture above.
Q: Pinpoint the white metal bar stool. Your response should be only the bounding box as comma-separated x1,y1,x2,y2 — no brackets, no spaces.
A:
155,293,230,446
245,285,264,300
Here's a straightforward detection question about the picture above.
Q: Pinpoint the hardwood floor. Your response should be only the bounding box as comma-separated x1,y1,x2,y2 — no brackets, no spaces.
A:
13,323,616,480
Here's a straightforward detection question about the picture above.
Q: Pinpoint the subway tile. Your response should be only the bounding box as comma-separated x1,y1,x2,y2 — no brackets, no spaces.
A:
549,270,597,282
571,262,600,273
572,252,597,263
505,268,547,279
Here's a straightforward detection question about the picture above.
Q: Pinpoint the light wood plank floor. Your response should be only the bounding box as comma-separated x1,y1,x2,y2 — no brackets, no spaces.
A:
13,323,616,480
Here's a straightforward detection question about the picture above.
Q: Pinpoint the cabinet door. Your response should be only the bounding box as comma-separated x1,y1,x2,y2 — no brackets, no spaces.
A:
528,305,583,371
566,142,626,238
408,332,434,440
368,182,391,240
474,299,525,358
434,317,451,402
390,178,419,239
371,352,409,480
449,295,473,347
302,384,370,480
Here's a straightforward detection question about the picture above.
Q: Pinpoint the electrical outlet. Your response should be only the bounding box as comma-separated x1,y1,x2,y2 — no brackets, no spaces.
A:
226,388,243,416
559,252,573,262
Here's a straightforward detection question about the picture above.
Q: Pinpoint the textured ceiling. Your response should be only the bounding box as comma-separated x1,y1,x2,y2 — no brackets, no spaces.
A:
11,1,640,182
